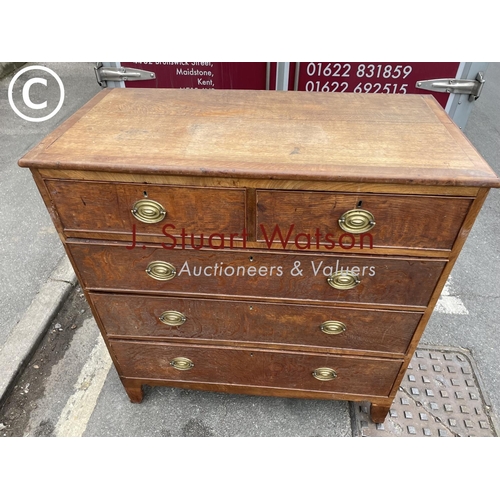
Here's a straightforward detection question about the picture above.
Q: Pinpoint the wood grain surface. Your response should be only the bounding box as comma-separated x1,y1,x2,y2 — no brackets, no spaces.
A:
90,292,422,355
256,190,472,251
45,179,246,237
69,242,446,307
110,340,402,398
19,89,500,188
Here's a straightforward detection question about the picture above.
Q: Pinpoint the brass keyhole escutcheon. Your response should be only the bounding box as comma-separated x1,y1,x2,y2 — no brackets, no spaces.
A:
131,199,166,224
338,209,375,234
327,271,360,290
320,320,347,335
145,261,176,281
312,367,337,381
170,357,194,371
159,311,186,326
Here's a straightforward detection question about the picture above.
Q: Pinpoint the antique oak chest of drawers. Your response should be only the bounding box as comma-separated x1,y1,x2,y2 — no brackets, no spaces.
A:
19,88,500,423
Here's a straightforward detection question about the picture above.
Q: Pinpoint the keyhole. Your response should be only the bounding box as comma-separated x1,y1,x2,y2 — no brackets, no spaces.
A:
357,200,363,208
143,191,148,198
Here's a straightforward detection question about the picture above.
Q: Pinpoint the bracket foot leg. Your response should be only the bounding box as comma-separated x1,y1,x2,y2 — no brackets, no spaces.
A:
370,402,391,423
122,379,144,403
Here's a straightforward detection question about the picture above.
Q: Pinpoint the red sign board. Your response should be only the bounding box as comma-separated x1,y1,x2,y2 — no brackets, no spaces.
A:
294,62,461,107
121,62,271,90
120,62,461,108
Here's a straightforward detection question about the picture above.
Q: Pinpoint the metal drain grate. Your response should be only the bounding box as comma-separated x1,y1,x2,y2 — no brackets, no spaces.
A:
351,346,498,437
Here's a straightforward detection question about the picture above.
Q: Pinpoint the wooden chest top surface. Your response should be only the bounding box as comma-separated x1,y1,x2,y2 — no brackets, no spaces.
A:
19,88,500,188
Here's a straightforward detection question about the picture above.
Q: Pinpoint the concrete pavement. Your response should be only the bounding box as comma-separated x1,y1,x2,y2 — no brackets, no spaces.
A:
0,62,100,346
0,63,100,406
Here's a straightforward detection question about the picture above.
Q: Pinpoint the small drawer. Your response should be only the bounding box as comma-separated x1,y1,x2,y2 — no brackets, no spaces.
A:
45,179,246,240
70,242,446,307
110,340,403,398
91,293,422,355
256,190,472,252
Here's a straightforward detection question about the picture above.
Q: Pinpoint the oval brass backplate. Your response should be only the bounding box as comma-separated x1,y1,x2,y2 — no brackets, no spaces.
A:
170,357,194,370
312,367,337,381
131,199,166,224
338,209,375,234
145,261,177,281
320,320,347,335
327,271,360,290
159,310,186,326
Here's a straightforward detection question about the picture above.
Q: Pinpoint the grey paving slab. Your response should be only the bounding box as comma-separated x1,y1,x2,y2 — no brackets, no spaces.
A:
0,62,101,347
422,62,500,420
0,255,76,407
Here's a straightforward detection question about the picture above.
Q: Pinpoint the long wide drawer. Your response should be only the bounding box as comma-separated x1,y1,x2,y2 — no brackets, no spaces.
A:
70,242,446,307
91,293,422,355
110,340,403,398
256,190,472,252
45,179,246,239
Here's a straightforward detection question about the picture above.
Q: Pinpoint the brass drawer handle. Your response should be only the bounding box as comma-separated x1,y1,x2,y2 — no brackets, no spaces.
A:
320,320,346,335
145,261,177,281
159,310,186,326
327,271,360,290
170,357,194,370
131,199,166,223
312,367,337,381
338,209,375,234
